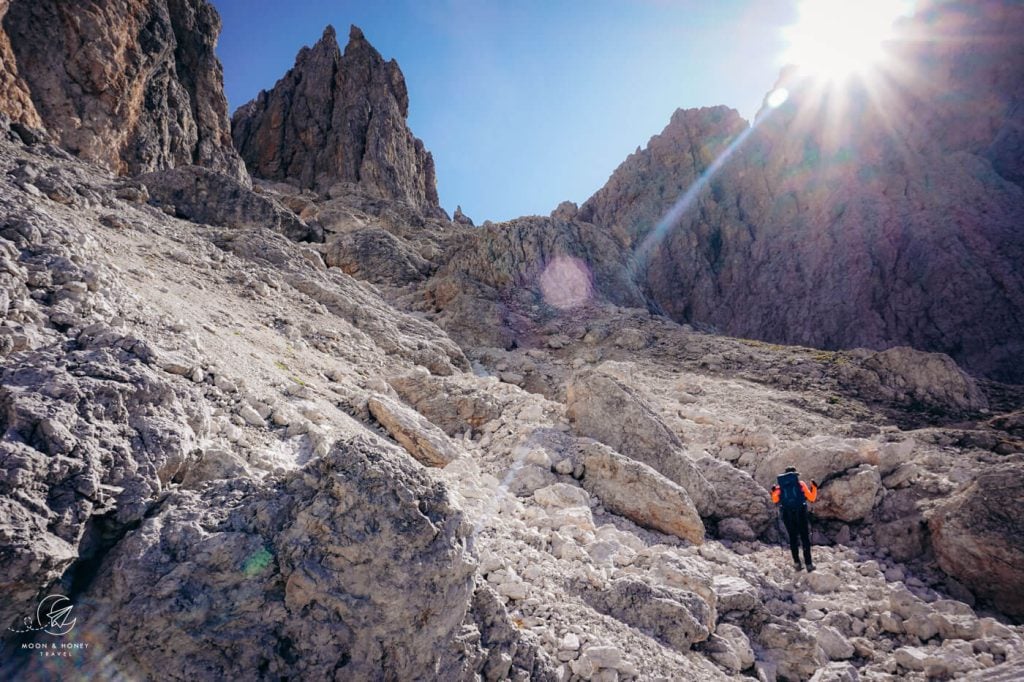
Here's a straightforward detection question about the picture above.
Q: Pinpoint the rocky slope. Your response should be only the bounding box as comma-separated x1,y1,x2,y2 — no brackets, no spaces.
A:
579,0,1024,383
2,2,1024,681
231,25,442,217
1,0,246,182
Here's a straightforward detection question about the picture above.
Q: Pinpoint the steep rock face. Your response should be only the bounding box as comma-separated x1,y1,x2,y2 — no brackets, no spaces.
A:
2,0,246,181
579,0,1024,381
232,25,441,216
0,0,39,128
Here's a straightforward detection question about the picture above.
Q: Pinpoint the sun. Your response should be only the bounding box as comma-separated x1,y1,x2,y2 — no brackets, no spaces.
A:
782,0,913,80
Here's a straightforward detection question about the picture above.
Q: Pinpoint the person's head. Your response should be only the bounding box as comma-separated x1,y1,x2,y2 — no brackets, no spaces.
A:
784,466,797,473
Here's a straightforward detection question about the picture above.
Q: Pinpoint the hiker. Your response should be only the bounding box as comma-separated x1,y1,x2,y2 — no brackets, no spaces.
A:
771,466,818,571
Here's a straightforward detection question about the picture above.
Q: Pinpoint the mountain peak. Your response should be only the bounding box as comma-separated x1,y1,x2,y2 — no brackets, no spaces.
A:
232,20,440,214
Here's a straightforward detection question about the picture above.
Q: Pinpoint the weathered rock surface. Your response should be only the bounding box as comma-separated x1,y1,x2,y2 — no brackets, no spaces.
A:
567,364,716,515
2,0,246,180
0,1,39,129
423,215,645,349
324,226,432,285
0,342,207,632
43,441,483,680
844,346,989,414
930,461,1024,619
231,25,441,215
577,0,1024,382
139,165,317,241
368,394,460,467
577,440,705,544
586,576,713,652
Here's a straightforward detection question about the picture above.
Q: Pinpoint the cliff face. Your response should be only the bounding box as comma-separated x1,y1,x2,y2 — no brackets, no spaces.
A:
580,0,1024,382
1,0,246,181
0,0,40,129
231,25,442,216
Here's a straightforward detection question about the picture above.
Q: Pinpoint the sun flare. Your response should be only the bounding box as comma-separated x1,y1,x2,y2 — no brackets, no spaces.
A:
783,0,913,80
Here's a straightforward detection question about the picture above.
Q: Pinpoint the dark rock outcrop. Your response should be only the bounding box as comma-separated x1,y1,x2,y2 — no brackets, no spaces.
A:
232,25,441,216
139,165,319,241
0,0,39,129
579,0,1024,382
2,0,246,181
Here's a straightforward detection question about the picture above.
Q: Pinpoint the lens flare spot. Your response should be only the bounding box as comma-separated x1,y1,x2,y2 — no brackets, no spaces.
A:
766,87,789,108
539,257,592,310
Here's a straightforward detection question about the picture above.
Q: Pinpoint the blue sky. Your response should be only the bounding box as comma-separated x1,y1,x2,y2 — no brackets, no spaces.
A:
211,0,798,222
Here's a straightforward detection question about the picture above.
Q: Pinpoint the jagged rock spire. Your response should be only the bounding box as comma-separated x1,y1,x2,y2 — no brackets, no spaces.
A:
231,23,441,214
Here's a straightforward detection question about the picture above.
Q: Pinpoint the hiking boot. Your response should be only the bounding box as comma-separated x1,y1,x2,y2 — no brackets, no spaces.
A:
806,563,816,572
793,561,803,571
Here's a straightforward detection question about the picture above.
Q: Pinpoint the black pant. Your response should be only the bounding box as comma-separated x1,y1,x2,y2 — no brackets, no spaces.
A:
782,506,813,565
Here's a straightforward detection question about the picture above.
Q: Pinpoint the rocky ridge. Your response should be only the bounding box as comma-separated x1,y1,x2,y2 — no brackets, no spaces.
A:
578,0,1024,383
231,25,442,217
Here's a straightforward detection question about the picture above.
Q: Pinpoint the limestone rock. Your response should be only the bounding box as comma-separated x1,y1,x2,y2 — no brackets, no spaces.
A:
567,365,715,515
453,205,474,226
0,0,39,128
0,342,207,631
139,166,317,242
695,455,775,536
324,226,432,285
3,0,246,180
388,370,507,436
929,462,1024,618
368,394,460,467
704,623,755,672
585,577,713,652
577,440,705,544
814,466,882,523
56,439,490,679
231,25,441,216
577,2,1024,382
847,346,989,414
758,621,829,681
424,216,645,347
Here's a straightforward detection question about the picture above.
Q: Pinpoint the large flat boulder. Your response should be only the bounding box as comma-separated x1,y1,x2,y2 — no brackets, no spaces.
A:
567,365,715,515
576,440,705,544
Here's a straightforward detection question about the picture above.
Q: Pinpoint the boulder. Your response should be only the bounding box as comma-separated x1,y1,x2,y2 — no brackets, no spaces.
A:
696,455,775,535
567,365,715,515
388,370,506,436
368,394,460,467
62,439,490,680
585,577,713,652
576,440,705,544
758,621,829,681
755,436,877,489
704,623,755,672
813,466,881,523
850,346,989,413
929,462,1024,619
